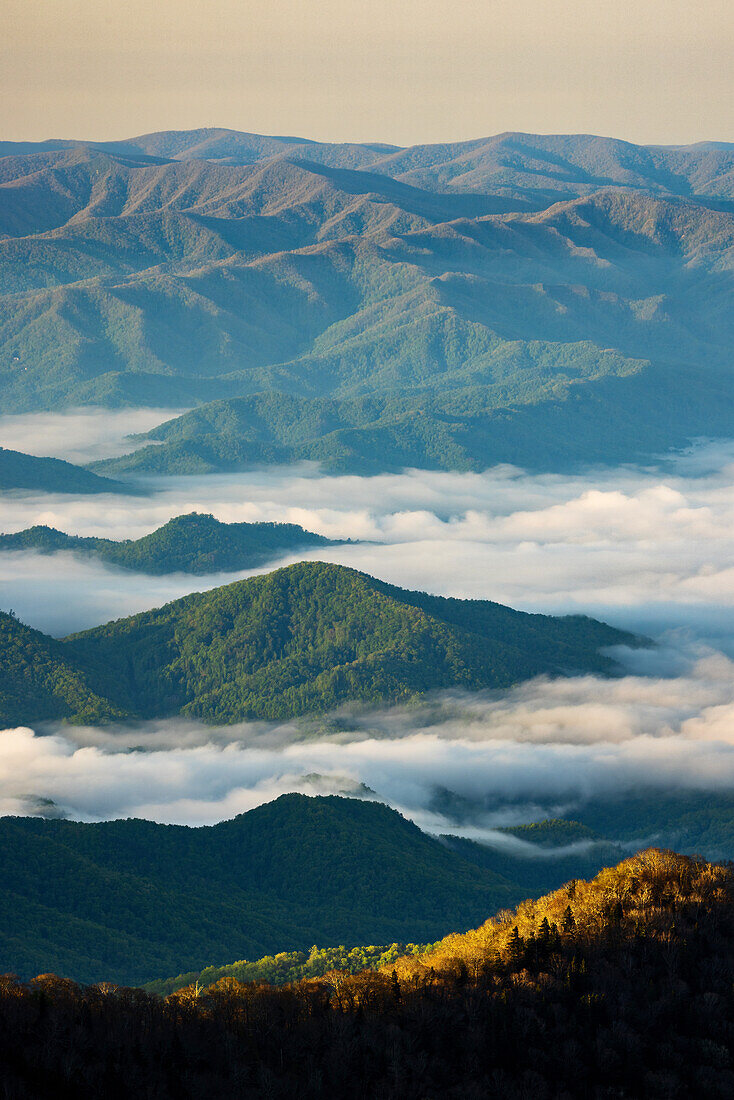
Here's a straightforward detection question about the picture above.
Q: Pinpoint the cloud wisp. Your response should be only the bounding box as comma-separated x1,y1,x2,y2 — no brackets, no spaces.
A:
0,406,185,465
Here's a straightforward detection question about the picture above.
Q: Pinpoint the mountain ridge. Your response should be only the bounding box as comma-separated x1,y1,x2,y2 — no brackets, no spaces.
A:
0,512,342,575
0,794,519,985
0,131,732,474
0,560,641,726
0,446,130,494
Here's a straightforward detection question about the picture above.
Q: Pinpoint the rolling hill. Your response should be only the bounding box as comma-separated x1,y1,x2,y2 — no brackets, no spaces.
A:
0,512,341,574
62,561,638,723
1,130,733,471
1,847,732,1097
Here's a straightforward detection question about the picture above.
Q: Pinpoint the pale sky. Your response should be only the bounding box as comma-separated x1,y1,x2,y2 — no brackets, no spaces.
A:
3,0,733,146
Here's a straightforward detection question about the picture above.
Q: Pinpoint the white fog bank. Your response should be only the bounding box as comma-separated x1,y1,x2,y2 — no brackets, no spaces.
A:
0,406,186,464
3,642,734,829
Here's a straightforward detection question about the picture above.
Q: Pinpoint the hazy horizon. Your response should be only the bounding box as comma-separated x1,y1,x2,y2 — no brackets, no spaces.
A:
4,0,733,147
4,123,733,151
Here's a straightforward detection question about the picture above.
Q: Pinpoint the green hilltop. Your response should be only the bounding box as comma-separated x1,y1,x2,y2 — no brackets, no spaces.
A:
2,790,733,993
0,795,518,986
0,446,127,494
0,512,341,575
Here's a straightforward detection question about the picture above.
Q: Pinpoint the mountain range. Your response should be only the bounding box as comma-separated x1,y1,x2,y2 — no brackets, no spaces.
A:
0,795,517,985
0,560,639,726
2,129,733,472
0,511,341,574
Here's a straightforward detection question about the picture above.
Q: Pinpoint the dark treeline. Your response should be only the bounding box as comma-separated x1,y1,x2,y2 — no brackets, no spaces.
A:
1,850,733,1098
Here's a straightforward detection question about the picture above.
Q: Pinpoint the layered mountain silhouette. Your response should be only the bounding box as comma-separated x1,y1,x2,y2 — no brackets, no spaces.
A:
1,130,733,470
1,843,731,1096
0,560,639,726
0,792,725,989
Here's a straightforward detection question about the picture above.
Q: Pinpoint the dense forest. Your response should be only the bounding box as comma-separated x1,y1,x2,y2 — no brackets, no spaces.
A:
0,560,639,726
2,791,732,990
0,611,126,727
0,512,340,575
0,850,732,1097
96,368,734,478
145,942,432,998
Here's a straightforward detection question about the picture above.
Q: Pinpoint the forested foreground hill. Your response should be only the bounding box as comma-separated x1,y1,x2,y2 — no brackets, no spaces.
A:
1,850,733,1098
0,512,341,575
0,796,520,985
1,131,733,470
55,561,639,724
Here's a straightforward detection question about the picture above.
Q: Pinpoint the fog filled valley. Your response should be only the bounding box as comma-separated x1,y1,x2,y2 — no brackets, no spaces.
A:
2,125,734,1096
5,408,734,882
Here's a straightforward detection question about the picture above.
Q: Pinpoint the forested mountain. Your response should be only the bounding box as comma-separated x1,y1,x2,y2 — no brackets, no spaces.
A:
152,793,734,996
1,848,732,1097
1,561,636,726
96,363,734,476
60,561,636,724
1,790,728,993
0,512,340,574
0,795,519,985
0,446,127,494
1,130,733,470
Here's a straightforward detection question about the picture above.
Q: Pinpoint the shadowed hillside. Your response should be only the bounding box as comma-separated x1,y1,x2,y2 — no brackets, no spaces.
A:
0,446,128,494
0,795,519,985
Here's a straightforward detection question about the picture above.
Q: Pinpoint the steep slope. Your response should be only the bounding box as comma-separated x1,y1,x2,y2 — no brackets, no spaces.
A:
0,447,128,494
0,512,341,575
0,612,125,726
61,561,639,723
0,795,518,985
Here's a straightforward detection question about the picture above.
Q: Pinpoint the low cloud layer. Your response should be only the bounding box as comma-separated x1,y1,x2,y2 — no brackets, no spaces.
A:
4,438,734,641
3,643,734,831
0,406,184,464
